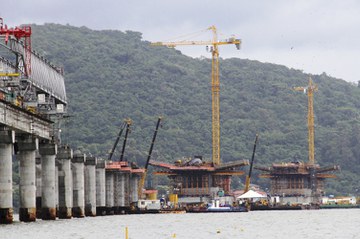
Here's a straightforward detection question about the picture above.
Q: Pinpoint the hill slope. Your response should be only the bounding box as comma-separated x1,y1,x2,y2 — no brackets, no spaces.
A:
30,24,360,195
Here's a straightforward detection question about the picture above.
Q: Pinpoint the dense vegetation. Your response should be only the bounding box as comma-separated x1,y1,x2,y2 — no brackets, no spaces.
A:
28,24,360,196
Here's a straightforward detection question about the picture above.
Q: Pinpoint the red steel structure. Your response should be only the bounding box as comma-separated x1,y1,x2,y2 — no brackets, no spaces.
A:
0,17,32,76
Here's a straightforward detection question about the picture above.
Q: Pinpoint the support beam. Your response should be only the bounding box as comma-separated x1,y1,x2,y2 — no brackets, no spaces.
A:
72,150,85,218
57,146,73,219
0,100,52,139
39,142,57,220
17,134,38,222
84,156,97,216
96,159,106,216
0,129,14,224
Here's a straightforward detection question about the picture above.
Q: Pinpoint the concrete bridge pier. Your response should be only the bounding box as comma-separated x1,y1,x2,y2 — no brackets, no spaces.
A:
39,142,57,220
96,159,106,216
17,135,38,222
115,171,127,214
105,170,115,215
35,154,42,218
130,174,140,204
0,129,14,224
72,150,85,218
55,159,59,216
123,173,131,213
85,156,97,216
57,146,73,219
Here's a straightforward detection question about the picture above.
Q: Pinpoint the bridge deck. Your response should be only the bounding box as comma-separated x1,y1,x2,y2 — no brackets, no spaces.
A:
0,99,52,139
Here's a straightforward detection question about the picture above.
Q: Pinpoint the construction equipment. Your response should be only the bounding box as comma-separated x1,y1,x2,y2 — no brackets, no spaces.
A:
0,17,32,76
108,121,127,161
293,77,319,200
244,134,259,193
293,77,318,165
251,78,338,206
151,26,241,165
0,72,20,77
119,119,132,161
138,116,162,198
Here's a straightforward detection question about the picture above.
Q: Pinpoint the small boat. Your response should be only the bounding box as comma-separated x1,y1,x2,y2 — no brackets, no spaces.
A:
187,200,248,213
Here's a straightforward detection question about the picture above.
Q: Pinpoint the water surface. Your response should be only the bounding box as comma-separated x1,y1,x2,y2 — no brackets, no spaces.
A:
0,209,358,239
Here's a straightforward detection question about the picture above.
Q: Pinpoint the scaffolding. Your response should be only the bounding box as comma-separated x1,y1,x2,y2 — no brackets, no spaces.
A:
257,162,339,204
151,158,248,198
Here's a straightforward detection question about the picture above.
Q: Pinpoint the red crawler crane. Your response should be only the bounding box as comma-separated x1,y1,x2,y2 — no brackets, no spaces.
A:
0,17,32,76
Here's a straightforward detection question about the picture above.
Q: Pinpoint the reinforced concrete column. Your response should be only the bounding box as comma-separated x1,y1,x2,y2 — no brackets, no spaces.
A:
130,174,139,203
72,150,85,218
84,156,97,216
35,154,42,218
0,129,15,224
55,160,59,215
96,159,106,216
124,173,130,209
39,142,57,220
105,170,114,215
115,171,126,214
57,146,73,219
17,135,38,222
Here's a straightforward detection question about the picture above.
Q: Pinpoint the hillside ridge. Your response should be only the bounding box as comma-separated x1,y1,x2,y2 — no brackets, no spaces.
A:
28,23,360,195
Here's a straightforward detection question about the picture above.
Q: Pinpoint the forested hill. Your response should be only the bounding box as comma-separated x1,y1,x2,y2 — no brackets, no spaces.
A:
31,24,360,195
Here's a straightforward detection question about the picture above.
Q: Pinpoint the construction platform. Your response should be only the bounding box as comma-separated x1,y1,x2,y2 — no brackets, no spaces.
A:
150,156,249,206
256,162,339,205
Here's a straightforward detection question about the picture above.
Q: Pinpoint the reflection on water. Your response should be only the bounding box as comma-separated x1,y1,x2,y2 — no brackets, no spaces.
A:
0,209,359,239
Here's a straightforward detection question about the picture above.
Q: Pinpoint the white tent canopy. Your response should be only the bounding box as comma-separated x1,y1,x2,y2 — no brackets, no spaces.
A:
237,190,267,199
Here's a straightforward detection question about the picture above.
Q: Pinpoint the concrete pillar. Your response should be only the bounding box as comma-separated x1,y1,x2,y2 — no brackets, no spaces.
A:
17,135,38,222
35,154,42,218
55,159,59,215
84,156,97,216
114,171,129,214
0,129,14,224
57,146,73,219
72,150,85,218
124,173,130,209
96,159,106,216
114,171,120,214
105,170,114,215
130,174,139,203
39,142,57,220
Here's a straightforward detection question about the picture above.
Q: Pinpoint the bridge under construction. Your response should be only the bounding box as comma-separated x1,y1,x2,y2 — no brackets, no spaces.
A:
0,18,146,224
0,18,342,224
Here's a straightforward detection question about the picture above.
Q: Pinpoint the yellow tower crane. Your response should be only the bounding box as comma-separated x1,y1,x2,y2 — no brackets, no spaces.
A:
151,26,241,165
293,77,318,165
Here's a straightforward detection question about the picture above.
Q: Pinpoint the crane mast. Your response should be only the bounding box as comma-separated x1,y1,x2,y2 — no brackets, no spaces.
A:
120,119,132,161
244,134,259,193
138,116,162,198
210,26,221,165
108,122,127,161
151,26,241,165
293,77,318,165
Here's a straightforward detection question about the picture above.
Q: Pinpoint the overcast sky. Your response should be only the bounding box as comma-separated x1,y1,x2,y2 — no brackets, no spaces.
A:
1,0,359,83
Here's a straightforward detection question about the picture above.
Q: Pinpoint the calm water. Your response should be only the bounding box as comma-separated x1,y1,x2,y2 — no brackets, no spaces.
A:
0,209,359,239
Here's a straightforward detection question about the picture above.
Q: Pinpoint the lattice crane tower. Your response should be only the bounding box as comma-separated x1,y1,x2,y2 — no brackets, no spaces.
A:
293,77,318,165
151,26,241,165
